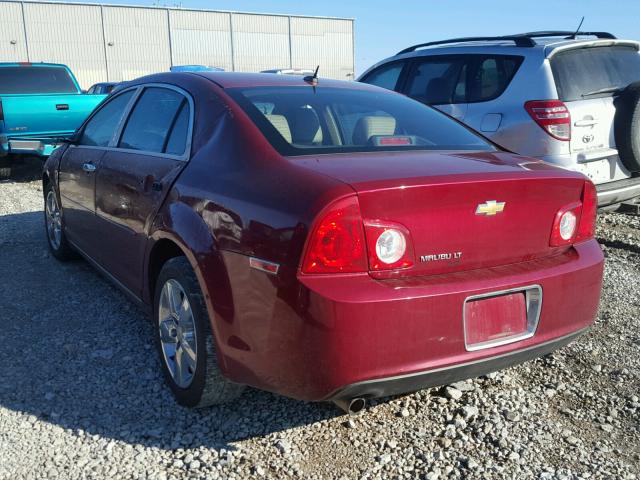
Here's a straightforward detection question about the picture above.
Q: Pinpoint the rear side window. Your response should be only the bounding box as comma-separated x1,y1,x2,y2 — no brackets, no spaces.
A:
403,55,522,105
406,57,466,104
551,46,640,101
466,56,522,102
80,91,135,147
227,86,495,156
361,62,405,91
0,66,77,94
119,87,190,155
164,102,190,156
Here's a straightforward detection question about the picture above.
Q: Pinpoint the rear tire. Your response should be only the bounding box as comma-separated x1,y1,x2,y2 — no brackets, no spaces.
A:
154,257,245,408
614,83,640,172
44,184,75,261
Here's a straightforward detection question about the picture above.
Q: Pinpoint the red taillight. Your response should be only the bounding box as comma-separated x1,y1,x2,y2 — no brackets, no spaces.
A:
549,181,598,247
525,100,571,141
576,180,597,243
364,221,414,273
301,196,368,274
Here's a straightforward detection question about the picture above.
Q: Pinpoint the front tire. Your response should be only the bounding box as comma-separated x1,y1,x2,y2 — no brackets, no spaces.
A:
154,257,245,408
44,184,74,261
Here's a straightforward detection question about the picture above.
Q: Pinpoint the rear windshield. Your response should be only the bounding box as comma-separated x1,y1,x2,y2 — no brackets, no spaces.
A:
0,66,77,94
227,86,495,156
551,46,640,101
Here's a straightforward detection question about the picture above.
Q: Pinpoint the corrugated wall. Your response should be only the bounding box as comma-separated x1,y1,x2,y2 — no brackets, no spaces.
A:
0,2,27,62
290,17,354,80
169,10,233,72
0,1,354,88
231,13,290,72
102,6,171,82
23,2,106,87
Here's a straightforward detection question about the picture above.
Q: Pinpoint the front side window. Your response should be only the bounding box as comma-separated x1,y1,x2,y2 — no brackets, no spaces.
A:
119,87,190,155
227,86,495,156
80,90,135,147
361,62,405,91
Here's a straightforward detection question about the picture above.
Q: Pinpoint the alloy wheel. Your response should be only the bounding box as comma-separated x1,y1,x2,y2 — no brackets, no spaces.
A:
158,279,198,388
45,190,62,250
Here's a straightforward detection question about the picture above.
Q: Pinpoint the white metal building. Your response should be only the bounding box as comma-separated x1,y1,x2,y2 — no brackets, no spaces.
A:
0,1,355,88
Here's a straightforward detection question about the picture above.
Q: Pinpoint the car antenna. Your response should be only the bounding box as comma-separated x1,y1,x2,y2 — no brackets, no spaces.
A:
304,65,320,86
569,16,585,39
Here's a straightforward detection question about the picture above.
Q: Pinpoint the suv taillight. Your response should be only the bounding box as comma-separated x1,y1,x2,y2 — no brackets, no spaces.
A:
549,181,597,247
525,100,571,141
302,196,368,274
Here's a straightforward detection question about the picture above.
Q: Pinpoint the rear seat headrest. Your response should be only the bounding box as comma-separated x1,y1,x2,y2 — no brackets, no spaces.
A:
352,116,396,145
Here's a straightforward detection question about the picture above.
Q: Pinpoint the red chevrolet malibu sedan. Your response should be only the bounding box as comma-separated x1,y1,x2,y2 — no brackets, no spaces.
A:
43,72,604,413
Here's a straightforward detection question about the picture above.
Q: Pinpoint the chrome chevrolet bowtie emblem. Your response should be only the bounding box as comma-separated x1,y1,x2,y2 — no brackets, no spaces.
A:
476,200,505,216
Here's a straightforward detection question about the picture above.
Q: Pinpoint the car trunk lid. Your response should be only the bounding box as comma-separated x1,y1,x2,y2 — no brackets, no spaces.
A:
293,150,586,277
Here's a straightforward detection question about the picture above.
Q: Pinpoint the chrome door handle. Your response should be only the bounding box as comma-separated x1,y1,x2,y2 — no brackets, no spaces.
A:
82,162,96,173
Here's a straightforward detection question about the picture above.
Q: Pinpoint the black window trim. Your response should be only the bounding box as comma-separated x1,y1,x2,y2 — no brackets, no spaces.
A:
401,53,524,106
74,83,194,162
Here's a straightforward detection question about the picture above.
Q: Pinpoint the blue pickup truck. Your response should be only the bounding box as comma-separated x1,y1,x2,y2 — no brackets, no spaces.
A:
0,62,106,178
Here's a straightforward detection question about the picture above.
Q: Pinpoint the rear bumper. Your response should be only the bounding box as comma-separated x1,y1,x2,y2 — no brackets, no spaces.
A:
219,241,604,401
6,138,56,157
327,327,585,401
596,177,640,206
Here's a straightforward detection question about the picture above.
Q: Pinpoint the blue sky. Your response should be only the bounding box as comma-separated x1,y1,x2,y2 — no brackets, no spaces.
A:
70,0,640,75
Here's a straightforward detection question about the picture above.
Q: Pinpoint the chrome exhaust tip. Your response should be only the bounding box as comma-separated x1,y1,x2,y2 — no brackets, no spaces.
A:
334,397,366,415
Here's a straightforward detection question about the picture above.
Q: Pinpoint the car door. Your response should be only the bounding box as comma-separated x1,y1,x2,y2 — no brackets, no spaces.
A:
402,55,468,120
94,85,193,296
58,89,136,259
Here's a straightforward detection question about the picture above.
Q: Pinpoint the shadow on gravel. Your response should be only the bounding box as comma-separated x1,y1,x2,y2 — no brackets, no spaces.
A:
0,209,340,453
0,155,44,183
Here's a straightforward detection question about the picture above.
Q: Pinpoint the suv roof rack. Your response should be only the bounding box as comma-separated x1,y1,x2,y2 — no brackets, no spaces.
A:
397,31,617,55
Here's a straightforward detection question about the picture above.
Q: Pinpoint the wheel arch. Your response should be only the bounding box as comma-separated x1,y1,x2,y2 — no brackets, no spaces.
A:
146,204,236,358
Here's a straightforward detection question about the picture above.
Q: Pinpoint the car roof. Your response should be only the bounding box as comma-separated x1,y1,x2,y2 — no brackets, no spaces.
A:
359,36,640,80
190,71,378,90
0,62,70,68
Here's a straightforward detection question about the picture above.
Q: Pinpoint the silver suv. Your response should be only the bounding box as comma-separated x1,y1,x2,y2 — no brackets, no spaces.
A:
359,31,640,206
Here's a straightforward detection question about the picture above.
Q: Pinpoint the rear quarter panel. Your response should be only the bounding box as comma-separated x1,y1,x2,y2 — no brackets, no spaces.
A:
140,74,354,388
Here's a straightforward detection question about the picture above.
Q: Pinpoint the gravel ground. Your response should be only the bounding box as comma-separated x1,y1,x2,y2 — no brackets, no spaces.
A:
0,161,638,479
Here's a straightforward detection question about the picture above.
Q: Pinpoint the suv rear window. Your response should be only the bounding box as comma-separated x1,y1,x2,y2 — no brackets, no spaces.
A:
227,86,495,156
551,45,640,101
0,66,77,94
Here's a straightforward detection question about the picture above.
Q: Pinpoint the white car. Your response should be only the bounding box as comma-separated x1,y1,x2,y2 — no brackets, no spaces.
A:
359,31,640,207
